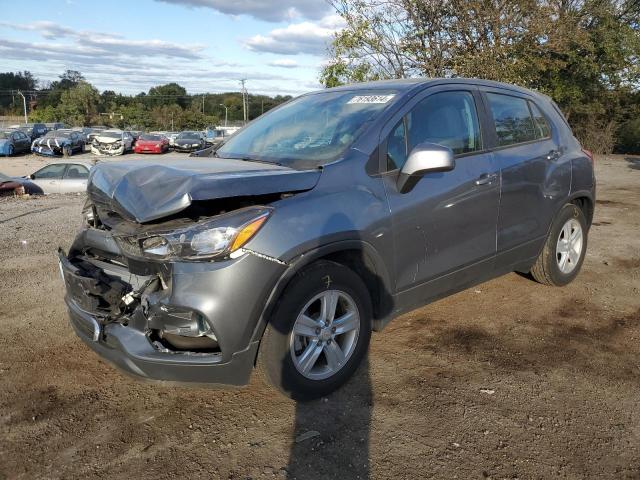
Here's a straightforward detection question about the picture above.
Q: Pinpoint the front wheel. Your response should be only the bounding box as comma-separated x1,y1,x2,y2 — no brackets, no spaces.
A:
530,203,588,286
258,260,372,400
62,145,72,157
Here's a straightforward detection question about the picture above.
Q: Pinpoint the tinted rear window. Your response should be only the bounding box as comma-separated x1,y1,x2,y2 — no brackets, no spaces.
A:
486,93,537,146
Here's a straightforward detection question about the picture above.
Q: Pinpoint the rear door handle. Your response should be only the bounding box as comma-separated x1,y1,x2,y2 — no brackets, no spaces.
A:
475,173,498,186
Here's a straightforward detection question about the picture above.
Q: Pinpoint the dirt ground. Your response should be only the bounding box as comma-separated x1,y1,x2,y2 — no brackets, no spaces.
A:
0,155,639,480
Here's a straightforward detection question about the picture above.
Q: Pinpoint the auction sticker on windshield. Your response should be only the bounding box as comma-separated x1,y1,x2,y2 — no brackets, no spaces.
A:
347,95,395,104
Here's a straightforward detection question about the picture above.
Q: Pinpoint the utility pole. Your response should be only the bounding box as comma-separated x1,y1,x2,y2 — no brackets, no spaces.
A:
16,91,27,124
240,79,248,124
202,94,205,115
219,104,228,127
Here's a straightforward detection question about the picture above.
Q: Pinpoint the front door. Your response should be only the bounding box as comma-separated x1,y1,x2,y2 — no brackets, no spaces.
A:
381,87,500,293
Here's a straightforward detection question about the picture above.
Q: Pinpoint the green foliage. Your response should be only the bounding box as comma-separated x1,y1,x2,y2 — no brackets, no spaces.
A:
617,119,640,153
56,81,101,126
322,0,640,153
0,70,292,130
0,71,37,113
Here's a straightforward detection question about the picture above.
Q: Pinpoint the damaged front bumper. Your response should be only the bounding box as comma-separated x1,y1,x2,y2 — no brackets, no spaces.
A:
59,227,286,385
91,144,124,156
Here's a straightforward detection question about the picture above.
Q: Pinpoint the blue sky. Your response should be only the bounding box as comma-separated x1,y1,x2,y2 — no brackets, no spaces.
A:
0,0,344,96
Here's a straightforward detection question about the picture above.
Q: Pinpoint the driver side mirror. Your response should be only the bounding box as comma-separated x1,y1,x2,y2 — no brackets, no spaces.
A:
29,174,35,180
397,142,455,193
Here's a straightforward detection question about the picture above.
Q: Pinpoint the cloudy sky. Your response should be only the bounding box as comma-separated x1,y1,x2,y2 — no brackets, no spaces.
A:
0,0,344,96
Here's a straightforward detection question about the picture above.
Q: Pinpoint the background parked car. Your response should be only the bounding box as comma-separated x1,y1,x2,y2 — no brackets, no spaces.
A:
173,131,206,152
27,161,92,193
133,133,169,154
31,130,84,157
86,127,106,144
0,129,31,156
0,172,43,195
45,122,68,131
127,130,142,145
9,123,48,141
90,129,134,156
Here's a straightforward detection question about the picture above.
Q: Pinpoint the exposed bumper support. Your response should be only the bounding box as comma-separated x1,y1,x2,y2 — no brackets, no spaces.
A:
66,297,259,385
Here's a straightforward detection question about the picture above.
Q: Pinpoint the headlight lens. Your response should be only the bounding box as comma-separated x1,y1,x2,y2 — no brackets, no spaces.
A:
116,207,272,261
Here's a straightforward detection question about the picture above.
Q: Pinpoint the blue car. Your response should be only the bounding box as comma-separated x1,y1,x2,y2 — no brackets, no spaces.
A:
0,129,32,156
31,130,84,157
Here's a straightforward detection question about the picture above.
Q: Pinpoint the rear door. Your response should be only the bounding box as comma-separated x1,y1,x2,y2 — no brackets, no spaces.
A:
481,88,571,261
30,163,67,193
381,85,500,293
60,164,90,193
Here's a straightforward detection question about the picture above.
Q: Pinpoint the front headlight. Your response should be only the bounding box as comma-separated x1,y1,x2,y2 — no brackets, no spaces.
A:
115,207,272,261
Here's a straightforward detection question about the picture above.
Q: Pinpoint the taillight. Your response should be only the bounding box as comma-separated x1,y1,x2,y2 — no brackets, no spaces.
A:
582,148,594,163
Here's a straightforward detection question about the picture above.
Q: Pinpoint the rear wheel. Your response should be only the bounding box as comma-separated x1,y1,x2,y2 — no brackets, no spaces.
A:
258,261,372,400
530,203,588,286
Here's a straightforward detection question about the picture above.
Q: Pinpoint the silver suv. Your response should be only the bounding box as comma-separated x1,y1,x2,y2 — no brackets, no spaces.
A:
59,79,595,400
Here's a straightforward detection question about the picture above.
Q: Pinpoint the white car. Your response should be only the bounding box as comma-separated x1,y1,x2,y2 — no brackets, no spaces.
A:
90,129,134,156
28,161,93,194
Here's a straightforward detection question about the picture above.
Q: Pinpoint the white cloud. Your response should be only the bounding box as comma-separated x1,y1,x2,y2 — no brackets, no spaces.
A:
0,21,205,59
245,14,345,56
155,0,330,22
268,59,299,68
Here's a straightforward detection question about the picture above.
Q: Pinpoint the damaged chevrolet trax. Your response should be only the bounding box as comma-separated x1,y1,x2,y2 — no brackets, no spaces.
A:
60,79,595,400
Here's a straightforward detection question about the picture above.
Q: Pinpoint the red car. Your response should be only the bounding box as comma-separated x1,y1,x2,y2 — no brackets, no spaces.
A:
133,134,169,154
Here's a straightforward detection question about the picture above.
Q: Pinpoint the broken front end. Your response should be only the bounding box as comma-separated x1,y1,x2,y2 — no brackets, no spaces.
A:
59,200,287,385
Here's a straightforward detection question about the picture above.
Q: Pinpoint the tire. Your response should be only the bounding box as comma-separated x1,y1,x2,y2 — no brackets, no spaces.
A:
7,145,14,157
530,203,588,286
62,145,72,158
257,260,372,401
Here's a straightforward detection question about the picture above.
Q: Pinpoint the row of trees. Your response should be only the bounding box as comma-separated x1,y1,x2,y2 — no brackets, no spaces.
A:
320,0,640,153
0,70,292,131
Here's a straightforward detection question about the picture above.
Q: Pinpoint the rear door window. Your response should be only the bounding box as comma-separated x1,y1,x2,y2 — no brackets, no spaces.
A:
64,165,90,179
486,93,538,146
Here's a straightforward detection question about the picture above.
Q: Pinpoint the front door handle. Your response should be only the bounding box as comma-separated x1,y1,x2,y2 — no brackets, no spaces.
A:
475,173,497,186
546,149,561,160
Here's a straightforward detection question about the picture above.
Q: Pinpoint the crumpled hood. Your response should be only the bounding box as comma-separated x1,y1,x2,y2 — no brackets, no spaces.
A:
94,135,121,144
33,137,68,147
88,157,321,223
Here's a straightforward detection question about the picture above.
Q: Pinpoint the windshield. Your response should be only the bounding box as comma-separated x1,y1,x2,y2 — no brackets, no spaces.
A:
217,90,398,168
100,132,122,139
45,131,70,138
178,132,199,139
140,134,162,141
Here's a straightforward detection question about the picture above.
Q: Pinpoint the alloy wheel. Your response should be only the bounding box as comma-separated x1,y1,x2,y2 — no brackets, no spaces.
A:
289,290,360,381
556,218,583,274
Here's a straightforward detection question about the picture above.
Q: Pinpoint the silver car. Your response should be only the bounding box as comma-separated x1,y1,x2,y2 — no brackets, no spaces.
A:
28,161,93,193
60,78,595,400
